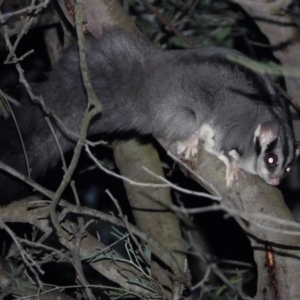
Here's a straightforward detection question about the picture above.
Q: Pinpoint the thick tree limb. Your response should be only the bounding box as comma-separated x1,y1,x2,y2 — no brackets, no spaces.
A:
161,139,300,300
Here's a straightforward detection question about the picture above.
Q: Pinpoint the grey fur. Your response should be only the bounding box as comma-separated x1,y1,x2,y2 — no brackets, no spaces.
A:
0,29,295,201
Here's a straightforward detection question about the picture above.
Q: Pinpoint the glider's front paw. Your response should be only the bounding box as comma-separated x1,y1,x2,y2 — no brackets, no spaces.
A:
225,161,241,187
177,135,199,159
217,151,241,187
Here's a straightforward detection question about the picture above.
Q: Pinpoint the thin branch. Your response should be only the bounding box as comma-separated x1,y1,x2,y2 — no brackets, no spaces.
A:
74,0,102,111
49,0,102,233
167,151,222,197
57,200,183,277
45,117,67,172
142,166,221,201
140,0,195,47
86,144,220,200
106,190,151,267
0,0,49,20
0,218,44,288
0,90,30,176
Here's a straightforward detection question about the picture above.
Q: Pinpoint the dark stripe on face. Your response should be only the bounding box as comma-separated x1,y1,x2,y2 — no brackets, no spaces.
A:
281,133,289,168
281,131,294,170
264,138,279,172
255,136,261,156
265,138,278,153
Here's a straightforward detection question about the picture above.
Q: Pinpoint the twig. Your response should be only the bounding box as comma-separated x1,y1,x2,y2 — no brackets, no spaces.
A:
0,218,44,289
0,90,20,106
167,151,222,198
0,0,49,20
58,200,184,278
191,266,211,290
75,0,101,111
0,161,53,198
86,144,169,188
143,166,221,201
45,117,67,172
0,90,30,176
140,0,195,47
106,190,151,267
274,83,300,113
49,0,101,234
86,144,220,201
